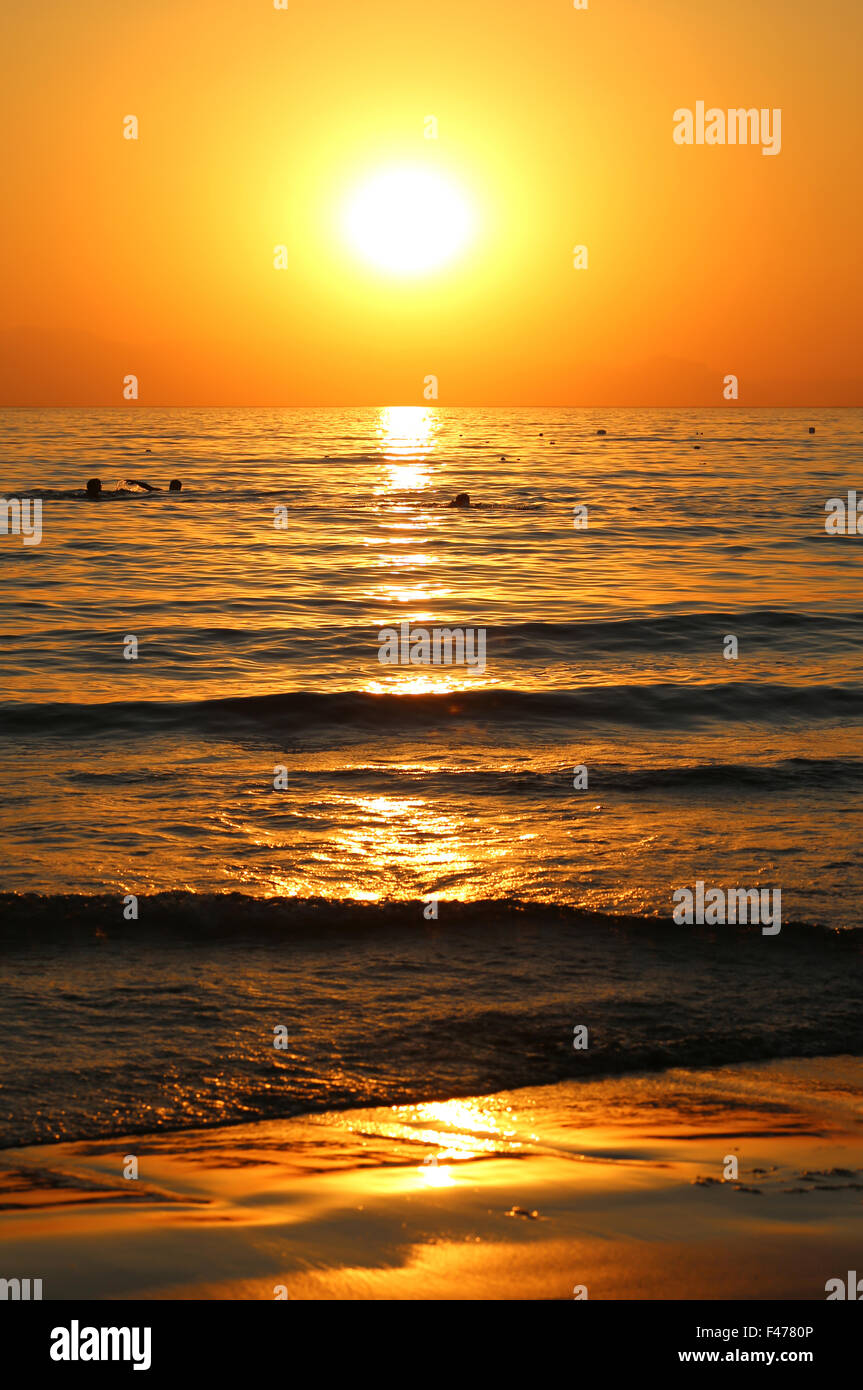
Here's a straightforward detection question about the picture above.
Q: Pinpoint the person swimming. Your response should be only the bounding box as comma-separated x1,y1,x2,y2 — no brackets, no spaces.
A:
85,478,182,496
448,492,471,508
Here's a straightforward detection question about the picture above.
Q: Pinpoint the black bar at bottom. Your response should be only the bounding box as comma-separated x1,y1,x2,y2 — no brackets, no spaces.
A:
3,1299,859,1376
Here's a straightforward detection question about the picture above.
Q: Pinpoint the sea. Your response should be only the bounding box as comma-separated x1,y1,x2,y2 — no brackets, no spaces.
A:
1,406,861,1147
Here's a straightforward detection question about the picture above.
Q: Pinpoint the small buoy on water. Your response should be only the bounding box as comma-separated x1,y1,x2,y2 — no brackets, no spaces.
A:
808,426,816,434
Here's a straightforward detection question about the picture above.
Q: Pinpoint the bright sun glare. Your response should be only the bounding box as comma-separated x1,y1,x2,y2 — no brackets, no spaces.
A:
343,167,475,276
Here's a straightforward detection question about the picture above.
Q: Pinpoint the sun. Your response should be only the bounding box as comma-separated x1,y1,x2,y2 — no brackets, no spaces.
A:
342,166,475,276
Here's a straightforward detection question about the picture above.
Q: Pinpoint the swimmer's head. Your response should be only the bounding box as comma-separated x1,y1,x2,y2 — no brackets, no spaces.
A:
450,492,471,508
85,478,102,497
168,479,182,492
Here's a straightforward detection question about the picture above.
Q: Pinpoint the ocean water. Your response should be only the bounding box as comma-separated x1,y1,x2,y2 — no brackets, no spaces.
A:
1,406,862,1146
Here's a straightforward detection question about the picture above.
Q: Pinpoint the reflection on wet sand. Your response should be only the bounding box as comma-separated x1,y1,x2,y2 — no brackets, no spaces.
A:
2,1059,861,1300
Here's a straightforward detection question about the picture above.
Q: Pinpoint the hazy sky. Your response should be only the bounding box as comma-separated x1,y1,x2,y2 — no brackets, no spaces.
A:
1,0,860,405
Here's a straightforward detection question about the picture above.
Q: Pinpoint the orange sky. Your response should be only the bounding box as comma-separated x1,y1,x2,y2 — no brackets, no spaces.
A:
1,0,860,405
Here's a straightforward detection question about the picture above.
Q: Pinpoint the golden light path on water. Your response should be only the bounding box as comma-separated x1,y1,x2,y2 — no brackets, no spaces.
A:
326,792,489,902
366,405,494,695
375,404,437,492
331,411,495,899
346,1095,526,1191
243,407,510,902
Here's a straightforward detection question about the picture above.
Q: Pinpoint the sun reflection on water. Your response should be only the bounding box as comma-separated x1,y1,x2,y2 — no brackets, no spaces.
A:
342,1095,525,1191
376,406,439,492
405,1098,524,1188
420,1156,456,1187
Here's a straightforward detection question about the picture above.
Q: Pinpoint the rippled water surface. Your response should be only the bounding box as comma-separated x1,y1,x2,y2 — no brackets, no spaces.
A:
2,406,861,917
2,406,863,1146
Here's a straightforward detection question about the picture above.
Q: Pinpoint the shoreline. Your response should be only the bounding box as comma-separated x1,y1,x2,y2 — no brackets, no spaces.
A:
2,1057,861,1301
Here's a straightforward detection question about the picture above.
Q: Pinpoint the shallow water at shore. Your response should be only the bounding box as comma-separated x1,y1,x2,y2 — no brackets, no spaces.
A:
2,899,860,1148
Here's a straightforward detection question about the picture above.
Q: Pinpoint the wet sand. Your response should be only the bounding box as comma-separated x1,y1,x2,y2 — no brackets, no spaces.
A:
1,1057,861,1300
